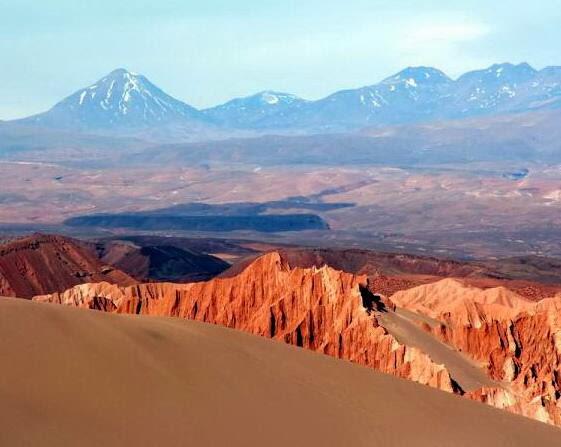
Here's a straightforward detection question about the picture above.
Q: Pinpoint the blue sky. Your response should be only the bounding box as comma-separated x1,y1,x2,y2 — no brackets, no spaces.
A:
1,0,560,119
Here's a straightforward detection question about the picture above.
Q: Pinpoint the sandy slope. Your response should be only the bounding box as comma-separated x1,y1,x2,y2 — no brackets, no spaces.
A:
377,309,495,392
0,299,560,447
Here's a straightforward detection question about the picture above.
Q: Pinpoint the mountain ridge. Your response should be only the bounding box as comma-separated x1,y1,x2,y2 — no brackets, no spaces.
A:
0,233,136,298
8,62,561,134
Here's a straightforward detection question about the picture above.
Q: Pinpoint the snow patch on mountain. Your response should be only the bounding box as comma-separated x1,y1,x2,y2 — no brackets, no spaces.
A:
25,68,208,130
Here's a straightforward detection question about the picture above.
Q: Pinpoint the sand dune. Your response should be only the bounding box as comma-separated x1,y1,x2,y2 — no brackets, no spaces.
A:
0,298,559,446
377,309,495,392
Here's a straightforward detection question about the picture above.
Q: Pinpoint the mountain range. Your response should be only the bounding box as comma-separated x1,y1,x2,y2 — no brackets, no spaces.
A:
12,63,561,134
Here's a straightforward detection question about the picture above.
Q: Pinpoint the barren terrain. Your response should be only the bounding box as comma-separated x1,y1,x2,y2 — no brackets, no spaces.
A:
1,160,560,258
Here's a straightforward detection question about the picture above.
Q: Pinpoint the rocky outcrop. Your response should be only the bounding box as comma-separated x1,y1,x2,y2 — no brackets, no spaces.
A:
36,252,455,392
277,248,561,300
93,240,230,282
0,234,135,298
391,279,561,425
35,252,561,427
278,248,486,278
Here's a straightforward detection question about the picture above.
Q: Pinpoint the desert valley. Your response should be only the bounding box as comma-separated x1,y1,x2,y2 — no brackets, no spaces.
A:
3,2,561,444
1,231,561,445
2,64,561,260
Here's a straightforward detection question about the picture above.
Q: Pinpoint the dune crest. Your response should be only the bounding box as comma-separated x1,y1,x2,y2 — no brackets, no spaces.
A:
3,298,561,446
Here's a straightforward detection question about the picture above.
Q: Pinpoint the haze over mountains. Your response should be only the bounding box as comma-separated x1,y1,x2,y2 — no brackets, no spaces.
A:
9,62,561,134
2,62,561,261
2,61,561,170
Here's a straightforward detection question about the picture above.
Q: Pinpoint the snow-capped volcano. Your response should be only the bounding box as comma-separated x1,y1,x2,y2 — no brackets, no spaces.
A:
381,67,453,88
25,69,208,130
203,91,306,128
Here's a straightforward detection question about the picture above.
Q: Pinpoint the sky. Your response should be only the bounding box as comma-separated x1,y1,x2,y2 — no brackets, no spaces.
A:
1,0,561,119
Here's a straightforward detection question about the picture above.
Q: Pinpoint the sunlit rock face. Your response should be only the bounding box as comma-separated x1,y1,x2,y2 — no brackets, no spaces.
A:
392,279,561,425
36,252,561,426
35,252,455,392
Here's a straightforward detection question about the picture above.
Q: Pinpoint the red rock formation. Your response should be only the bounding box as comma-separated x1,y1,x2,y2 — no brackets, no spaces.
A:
391,279,561,425
277,248,561,300
278,248,485,278
36,252,454,392
0,234,135,298
35,252,561,427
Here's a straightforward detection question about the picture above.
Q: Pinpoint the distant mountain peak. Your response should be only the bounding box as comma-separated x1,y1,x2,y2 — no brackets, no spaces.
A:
107,67,136,76
382,67,452,87
69,69,174,117
484,62,537,77
74,69,149,115
254,91,302,105
24,69,208,130
460,62,538,84
202,90,306,128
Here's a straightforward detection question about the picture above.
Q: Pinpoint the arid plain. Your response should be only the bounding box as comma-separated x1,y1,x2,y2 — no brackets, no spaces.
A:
2,160,560,259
